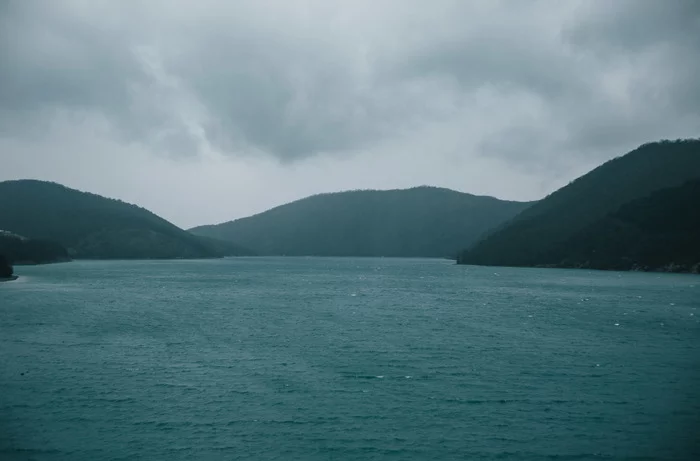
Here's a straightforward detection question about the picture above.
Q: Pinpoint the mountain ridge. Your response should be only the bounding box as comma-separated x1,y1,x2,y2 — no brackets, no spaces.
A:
458,139,700,269
191,186,533,258
0,180,252,260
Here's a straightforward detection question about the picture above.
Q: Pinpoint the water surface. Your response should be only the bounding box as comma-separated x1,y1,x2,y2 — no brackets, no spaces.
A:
1,258,699,460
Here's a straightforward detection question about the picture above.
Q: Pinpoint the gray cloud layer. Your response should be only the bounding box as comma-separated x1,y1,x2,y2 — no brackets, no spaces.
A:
1,0,698,226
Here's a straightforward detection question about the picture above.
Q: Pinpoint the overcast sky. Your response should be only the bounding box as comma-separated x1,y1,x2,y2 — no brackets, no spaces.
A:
1,0,698,228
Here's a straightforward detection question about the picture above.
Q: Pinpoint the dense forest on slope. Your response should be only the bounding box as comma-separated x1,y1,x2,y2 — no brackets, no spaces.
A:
190,186,532,257
0,232,70,265
0,180,252,259
548,180,700,272
458,139,700,268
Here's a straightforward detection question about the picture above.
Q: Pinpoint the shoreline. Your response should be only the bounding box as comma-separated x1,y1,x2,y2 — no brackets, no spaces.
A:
13,258,72,266
456,261,700,275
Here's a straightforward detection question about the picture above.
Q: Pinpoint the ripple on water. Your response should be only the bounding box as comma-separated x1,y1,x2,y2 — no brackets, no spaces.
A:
1,258,699,460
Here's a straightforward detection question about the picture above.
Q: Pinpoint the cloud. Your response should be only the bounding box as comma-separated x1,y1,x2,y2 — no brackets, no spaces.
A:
561,0,700,150
0,0,698,226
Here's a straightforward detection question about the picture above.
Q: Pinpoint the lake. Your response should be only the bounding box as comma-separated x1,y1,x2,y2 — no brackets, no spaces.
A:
1,258,699,460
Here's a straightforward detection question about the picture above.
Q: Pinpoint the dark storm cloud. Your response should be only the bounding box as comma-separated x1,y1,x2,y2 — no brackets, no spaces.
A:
0,2,147,138
567,0,700,51
0,0,698,165
564,0,700,145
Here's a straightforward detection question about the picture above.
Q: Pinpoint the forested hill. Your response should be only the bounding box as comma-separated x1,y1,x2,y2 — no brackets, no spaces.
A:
458,139,700,269
0,231,70,265
543,180,700,272
0,180,252,259
190,186,532,257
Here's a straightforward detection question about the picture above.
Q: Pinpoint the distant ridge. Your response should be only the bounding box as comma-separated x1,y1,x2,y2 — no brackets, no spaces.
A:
190,186,532,257
0,180,253,259
458,139,700,271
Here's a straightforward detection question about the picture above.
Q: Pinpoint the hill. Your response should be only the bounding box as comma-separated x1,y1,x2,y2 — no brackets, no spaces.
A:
458,139,700,268
548,180,700,272
0,180,252,259
0,231,70,265
190,186,532,258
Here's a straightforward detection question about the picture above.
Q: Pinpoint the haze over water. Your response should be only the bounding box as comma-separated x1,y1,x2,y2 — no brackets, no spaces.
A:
2,258,699,460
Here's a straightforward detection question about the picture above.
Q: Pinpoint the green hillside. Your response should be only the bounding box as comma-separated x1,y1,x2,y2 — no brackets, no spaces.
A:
548,180,700,272
190,186,532,257
0,231,70,265
0,180,252,259
458,139,700,268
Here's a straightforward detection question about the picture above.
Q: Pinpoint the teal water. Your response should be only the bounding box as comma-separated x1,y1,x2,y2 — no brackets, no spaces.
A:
1,258,699,460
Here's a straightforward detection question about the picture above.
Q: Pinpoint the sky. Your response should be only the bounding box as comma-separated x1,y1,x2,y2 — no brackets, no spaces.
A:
1,0,699,229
